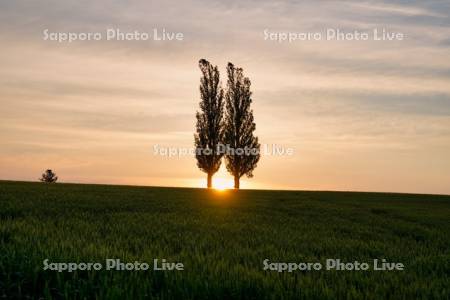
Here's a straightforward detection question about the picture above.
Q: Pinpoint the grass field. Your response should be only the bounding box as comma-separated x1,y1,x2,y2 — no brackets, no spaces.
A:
0,181,449,299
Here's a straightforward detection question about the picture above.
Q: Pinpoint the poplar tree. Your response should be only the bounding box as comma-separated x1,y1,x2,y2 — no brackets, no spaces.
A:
224,63,260,189
194,59,224,188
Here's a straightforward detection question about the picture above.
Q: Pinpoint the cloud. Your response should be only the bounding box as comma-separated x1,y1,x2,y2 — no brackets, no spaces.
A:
346,2,446,18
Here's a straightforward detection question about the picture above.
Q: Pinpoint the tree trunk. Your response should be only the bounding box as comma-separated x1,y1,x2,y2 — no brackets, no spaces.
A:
234,175,240,189
207,173,212,188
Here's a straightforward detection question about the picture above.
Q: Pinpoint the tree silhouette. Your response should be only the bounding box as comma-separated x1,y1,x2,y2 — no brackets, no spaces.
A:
194,59,224,188
224,63,260,189
40,169,58,183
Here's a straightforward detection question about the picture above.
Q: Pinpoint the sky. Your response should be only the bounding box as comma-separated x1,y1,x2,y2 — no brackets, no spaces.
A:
0,0,449,194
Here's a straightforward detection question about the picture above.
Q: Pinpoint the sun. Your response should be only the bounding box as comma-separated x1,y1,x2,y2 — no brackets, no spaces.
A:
213,177,234,191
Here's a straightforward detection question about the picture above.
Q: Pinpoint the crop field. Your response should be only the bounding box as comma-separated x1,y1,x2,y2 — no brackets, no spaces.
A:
0,181,449,299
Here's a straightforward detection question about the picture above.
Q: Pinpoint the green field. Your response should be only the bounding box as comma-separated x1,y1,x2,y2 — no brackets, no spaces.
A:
0,181,449,299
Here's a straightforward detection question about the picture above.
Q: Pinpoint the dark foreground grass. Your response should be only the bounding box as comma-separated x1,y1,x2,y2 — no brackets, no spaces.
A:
0,181,449,299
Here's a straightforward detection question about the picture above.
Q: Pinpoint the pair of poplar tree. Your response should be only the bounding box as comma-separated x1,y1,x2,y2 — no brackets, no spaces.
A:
194,59,260,189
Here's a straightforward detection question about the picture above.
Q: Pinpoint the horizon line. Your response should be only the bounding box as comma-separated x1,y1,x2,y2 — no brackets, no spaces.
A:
1,179,449,197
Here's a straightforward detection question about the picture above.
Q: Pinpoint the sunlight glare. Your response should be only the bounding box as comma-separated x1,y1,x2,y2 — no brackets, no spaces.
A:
213,177,234,191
